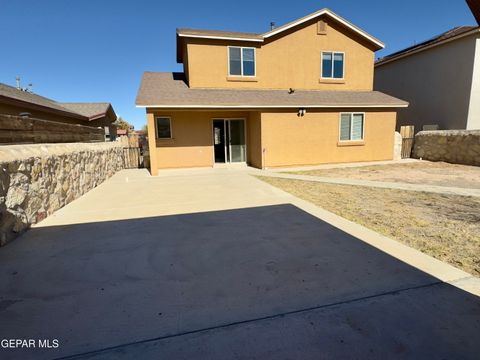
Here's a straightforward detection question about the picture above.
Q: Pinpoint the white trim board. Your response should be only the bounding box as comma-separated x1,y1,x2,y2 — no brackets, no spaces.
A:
177,33,263,42
262,8,384,49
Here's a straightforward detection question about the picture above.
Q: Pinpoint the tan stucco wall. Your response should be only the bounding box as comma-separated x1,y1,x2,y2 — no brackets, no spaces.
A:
185,16,375,91
260,110,396,168
146,108,397,174
247,111,263,168
147,110,257,174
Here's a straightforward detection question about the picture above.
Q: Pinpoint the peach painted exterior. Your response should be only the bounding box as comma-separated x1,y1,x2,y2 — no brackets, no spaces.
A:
260,110,396,167
147,109,397,173
183,16,376,91
145,11,399,175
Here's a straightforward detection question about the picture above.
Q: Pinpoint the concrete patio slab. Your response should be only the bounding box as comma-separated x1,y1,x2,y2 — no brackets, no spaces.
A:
0,168,478,359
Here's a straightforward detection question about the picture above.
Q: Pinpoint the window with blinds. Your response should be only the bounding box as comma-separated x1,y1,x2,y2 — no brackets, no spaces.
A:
228,47,256,77
340,113,364,141
321,51,344,79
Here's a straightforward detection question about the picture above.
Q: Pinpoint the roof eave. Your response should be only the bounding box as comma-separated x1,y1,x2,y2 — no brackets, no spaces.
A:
0,95,89,121
262,8,384,49
376,27,480,67
135,104,408,109
87,104,116,122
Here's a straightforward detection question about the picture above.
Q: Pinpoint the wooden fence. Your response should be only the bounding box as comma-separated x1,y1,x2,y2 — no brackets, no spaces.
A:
0,114,104,144
400,125,415,159
118,134,142,169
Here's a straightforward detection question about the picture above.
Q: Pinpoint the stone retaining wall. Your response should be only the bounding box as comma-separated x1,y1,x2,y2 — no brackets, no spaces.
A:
0,142,126,245
413,130,480,166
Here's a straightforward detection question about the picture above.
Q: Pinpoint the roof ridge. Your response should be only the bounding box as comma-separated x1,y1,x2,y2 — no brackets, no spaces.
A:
176,8,384,49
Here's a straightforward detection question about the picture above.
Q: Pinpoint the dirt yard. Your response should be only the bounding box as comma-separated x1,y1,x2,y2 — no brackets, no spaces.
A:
257,176,480,276
289,161,480,189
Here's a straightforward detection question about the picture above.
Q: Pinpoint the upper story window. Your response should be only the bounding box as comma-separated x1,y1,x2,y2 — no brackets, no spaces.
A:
322,51,344,79
340,113,364,141
228,47,255,77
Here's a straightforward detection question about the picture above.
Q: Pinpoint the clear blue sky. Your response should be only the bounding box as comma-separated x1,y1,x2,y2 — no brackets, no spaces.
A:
0,0,476,129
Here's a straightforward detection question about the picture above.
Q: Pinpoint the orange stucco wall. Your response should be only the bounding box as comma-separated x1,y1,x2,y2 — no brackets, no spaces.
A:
146,109,397,174
147,110,255,174
184,16,376,91
261,110,396,168
247,111,262,168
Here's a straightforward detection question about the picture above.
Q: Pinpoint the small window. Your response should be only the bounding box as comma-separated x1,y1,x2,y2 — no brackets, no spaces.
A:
322,51,344,79
340,113,364,141
229,47,255,76
156,117,171,139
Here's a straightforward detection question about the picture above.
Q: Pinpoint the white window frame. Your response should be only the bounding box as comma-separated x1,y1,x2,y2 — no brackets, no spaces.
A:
321,51,345,80
227,46,256,77
155,116,172,139
339,112,365,141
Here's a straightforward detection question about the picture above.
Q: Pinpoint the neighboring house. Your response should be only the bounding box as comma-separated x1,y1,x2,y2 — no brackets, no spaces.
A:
374,26,480,132
116,128,128,137
136,8,407,174
60,103,118,141
0,82,117,140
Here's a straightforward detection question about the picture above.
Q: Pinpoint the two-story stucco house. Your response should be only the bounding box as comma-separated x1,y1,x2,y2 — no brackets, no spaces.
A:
136,8,407,174
374,26,480,133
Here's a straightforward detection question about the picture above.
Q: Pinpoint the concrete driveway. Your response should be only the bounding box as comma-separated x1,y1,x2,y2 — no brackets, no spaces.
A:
0,168,479,359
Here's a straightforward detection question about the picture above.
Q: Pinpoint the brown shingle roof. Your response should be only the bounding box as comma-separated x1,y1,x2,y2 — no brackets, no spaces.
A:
376,26,480,66
135,72,408,108
0,83,87,119
60,103,112,119
0,82,116,121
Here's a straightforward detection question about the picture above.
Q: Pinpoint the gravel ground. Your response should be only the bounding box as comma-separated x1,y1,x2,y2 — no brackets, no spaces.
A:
258,176,480,276
288,161,480,189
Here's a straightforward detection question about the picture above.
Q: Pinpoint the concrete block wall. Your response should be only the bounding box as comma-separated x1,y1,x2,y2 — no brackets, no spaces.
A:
0,142,126,245
413,130,480,166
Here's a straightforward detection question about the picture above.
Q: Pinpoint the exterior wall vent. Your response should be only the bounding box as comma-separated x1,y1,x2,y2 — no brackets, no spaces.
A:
317,20,327,35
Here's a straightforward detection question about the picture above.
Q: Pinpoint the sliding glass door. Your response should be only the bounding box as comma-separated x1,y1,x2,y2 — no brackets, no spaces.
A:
229,119,246,163
213,119,246,163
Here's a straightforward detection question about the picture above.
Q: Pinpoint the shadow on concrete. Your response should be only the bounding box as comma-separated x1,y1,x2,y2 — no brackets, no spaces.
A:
0,204,479,359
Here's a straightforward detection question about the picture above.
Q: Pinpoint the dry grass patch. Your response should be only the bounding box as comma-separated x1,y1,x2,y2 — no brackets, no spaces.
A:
289,161,480,189
257,176,480,276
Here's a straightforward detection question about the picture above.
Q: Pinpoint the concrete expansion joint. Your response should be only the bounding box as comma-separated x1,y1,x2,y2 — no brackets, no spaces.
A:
53,280,443,360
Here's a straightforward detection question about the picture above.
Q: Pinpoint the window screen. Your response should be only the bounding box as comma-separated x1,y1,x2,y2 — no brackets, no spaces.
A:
242,48,255,76
229,47,242,76
322,52,333,78
340,114,351,141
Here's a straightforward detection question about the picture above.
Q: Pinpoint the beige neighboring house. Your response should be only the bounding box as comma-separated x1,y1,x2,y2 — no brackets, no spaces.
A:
374,26,480,132
136,8,408,174
0,82,118,141
60,103,118,141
